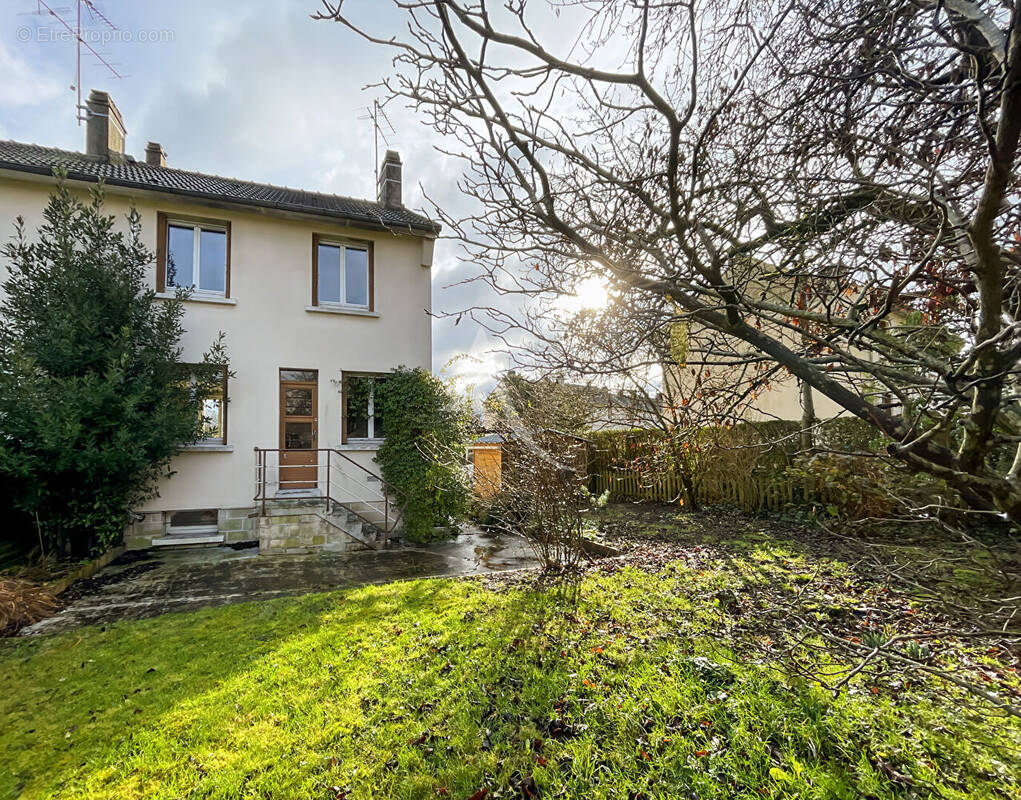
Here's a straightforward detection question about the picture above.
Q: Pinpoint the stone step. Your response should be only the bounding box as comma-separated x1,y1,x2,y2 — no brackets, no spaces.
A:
152,534,224,547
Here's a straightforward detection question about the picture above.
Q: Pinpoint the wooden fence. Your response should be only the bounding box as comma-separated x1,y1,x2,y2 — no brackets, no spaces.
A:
592,469,827,512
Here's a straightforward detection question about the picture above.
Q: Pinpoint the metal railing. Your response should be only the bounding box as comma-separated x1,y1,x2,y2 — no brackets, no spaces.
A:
253,447,406,536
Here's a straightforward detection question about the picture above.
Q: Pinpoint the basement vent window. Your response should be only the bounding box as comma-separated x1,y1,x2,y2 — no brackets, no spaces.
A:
167,509,218,535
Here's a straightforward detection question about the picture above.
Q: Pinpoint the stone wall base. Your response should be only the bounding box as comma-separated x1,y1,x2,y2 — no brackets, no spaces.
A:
123,506,257,550
257,502,371,555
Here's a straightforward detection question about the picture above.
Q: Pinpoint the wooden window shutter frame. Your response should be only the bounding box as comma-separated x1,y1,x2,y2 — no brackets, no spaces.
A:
156,212,168,293
312,233,320,306
156,212,231,297
311,234,374,310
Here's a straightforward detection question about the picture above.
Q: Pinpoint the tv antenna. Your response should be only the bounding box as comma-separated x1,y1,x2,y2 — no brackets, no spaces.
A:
21,0,125,124
358,99,396,186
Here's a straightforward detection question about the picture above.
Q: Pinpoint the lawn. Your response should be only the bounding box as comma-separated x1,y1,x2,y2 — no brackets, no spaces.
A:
1,507,1018,799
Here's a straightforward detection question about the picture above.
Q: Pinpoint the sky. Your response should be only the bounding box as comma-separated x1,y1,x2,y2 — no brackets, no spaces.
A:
0,0,576,402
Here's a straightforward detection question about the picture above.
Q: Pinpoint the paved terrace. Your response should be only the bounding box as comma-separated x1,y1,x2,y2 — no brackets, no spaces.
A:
23,530,537,636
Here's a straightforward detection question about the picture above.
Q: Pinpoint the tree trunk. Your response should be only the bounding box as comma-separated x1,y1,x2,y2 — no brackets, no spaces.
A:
800,380,816,452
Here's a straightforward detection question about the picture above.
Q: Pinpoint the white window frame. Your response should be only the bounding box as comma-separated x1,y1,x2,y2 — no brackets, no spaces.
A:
345,374,385,442
166,220,228,298
181,365,228,445
198,388,225,443
318,240,370,310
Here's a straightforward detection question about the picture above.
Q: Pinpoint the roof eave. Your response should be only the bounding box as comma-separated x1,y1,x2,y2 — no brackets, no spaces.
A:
0,161,442,237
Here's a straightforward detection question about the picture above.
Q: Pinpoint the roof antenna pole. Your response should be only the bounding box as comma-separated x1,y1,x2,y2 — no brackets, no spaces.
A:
20,0,125,124
372,99,379,186
359,98,396,189
75,0,80,124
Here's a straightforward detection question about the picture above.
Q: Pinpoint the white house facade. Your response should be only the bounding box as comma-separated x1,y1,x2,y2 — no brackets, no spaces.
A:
0,91,437,552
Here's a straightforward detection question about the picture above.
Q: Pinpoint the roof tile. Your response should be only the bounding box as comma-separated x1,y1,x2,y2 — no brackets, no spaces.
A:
0,140,439,234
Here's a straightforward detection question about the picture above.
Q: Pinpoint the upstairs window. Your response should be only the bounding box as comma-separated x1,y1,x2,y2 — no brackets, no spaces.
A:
344,375,386,441
158,213,231,297
314,236,372,309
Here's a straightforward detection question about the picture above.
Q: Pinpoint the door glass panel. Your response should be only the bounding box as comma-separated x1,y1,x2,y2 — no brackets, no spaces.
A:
280,369,317,382
284,421,313,449
285,388,313,417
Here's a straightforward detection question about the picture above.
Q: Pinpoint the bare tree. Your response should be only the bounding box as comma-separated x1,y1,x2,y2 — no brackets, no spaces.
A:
473,409,595,574
317,0,1021,520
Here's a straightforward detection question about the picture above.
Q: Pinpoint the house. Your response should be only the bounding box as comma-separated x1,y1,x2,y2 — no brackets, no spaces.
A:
661,283,902,427
483,372,658,433
661,324,847,426
0,90,438,553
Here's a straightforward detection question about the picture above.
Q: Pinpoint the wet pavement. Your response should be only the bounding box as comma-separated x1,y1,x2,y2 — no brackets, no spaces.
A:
22,529,537,636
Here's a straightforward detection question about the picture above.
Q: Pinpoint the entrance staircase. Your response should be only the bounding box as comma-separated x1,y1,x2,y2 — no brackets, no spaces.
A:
254,448,404,554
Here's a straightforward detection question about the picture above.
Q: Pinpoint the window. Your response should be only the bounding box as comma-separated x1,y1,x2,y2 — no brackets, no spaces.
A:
199,380,226,442
344,375,386,441
181,364,228,445
157,212,231,297
313,235,372,309
168,509,218,535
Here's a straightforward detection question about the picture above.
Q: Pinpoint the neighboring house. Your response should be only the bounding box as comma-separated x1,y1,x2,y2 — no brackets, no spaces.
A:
661,332,846,425
662,304,900,426
484,372,658,433
0,90,438,553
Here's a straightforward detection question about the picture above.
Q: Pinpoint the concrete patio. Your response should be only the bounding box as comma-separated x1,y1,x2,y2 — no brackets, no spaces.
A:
22,529,537,636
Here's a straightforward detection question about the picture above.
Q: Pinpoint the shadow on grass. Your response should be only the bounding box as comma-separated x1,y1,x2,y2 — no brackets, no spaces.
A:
4,542,1018,800
0,579,451,799
16,573,598,799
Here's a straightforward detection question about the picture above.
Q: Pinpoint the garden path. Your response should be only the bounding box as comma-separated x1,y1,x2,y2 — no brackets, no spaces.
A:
22,529,536,635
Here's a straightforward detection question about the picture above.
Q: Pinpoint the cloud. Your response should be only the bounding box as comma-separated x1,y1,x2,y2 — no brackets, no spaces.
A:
0,0,553,402
0,41,62,107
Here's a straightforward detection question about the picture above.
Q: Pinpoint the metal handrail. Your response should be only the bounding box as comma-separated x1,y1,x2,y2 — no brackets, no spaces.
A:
253,447,407,536
254,453,399,534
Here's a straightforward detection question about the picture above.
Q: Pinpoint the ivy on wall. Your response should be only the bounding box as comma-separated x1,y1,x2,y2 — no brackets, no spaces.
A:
374,367,472,543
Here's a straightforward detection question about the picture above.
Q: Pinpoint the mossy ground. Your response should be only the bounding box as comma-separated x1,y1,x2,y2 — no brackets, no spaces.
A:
1,506,1018,799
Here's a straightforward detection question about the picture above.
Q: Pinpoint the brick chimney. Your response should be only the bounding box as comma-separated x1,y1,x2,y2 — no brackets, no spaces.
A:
84,90,126,160
376,150,403,208
145,141,167,167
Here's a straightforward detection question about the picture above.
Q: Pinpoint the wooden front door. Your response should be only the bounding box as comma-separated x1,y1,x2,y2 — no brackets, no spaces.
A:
279,369,318,490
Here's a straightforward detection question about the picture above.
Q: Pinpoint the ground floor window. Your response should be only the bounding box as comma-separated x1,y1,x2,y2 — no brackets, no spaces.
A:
200,379,226,442
344,374,387,441
181,364,229,445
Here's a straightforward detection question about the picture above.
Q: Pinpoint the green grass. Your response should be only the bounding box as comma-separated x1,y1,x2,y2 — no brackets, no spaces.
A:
1,513,1019,799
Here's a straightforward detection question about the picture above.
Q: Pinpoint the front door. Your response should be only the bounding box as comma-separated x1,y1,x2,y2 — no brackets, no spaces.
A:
279,369,318,490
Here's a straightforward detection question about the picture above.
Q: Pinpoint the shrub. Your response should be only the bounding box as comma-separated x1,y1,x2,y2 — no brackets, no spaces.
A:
815,417,887,453
789,452,952,521
0,579,59,636
487,431,594,573
0,179,229,557
374,367,472,543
